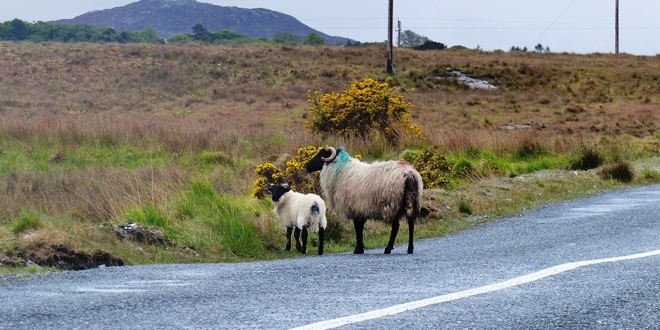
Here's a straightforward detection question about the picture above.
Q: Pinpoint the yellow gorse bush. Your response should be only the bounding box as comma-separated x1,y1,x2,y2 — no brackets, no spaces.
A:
252,146,323,199
305,78,424,144
284,145,324,195
401,145,453,189
252,162,284,199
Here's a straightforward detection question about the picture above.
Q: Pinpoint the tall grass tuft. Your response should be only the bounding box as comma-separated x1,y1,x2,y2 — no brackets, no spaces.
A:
599,161,635,182
11,210,45,234
174,180,268,258
124,205,170,229
571,148,604,170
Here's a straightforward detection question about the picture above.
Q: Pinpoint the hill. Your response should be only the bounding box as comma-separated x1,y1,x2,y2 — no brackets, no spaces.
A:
53,0,351,44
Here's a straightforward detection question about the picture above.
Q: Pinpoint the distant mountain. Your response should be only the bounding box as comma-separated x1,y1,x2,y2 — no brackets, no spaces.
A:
53,0,351,44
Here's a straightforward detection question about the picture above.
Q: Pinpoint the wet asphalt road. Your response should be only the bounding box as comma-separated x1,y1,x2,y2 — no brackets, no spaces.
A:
1,184,659,330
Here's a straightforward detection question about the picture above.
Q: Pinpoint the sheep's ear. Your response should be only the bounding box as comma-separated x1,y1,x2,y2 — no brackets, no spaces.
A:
282,183,291,191
267,183,274,193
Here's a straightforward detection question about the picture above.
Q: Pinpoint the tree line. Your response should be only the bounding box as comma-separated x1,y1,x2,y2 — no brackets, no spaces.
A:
1,19,459,51
0,19,162,43
0,19,330,46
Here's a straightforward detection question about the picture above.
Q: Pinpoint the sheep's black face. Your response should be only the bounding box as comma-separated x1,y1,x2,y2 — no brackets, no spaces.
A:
305,149,332,173
267,184,290,202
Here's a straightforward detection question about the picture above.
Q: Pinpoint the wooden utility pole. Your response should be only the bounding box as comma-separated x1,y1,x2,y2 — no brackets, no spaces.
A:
397,20,402,47
615,0,619,54
387,0,394,74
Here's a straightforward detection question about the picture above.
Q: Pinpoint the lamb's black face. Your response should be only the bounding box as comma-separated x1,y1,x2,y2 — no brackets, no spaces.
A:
305,149,333,173
267,184,290,202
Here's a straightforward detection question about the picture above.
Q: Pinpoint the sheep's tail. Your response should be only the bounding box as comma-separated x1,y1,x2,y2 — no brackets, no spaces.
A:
306,201,326,233
310,201,320,216
403,172,422,220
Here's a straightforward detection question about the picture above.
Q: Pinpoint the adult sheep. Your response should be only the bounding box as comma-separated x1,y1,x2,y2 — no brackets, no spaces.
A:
267,183,327,255
305,146,423,254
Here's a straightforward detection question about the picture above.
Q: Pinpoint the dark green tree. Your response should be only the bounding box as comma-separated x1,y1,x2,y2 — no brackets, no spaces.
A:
273,31,300,43
400,30,428,48
192,23,211,42
414,40,446,50
302,33,325,45
9,19,28,41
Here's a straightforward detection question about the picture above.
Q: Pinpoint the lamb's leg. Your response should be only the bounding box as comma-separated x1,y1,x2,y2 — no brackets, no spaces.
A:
407,216,415,254
294,227,302,252
285,227,293,251
353,217,366,254
301,227,308,254
318,227,325,255
384,220,400,254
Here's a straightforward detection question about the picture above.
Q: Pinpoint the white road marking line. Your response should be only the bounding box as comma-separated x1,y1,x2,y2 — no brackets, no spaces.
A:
292,249,660,330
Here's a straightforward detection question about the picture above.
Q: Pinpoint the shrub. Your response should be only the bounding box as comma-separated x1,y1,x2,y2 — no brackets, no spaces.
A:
252,162,284,199
401,145,453,188
599,161,635,182
284,145,324,195
253,145,322,199
571,148,604,170
458,198,473,215
305,78,424,144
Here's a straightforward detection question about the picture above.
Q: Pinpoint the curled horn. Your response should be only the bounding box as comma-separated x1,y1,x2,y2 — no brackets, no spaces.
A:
321,147,337,162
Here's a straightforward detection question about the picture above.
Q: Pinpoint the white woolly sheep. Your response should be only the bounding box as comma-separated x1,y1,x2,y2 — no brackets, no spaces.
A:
305,146,423,254
267,183,327,255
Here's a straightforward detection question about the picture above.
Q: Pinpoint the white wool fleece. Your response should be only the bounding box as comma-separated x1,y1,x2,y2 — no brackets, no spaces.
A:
320,158,423,223
273,190,327,233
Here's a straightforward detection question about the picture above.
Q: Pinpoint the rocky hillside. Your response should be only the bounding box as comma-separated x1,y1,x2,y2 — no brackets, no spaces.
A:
53,0,351,44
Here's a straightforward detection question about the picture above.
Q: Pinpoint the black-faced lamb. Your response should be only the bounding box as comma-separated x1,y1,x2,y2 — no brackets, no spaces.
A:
267,183,327,255
305,146,423,254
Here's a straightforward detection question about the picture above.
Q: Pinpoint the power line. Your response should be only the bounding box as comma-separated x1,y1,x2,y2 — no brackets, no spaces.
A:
529,0,577,46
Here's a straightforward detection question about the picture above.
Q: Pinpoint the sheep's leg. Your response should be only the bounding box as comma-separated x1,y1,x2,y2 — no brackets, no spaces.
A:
407,217,415,254
285,227,293,251
353,217,366,254
294,227,302,252
301,227,308,254
318,227,325,255
384,220,400,254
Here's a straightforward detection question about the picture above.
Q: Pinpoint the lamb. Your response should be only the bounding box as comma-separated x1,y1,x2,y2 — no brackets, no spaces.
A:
305,146,423,254
267,183,327,255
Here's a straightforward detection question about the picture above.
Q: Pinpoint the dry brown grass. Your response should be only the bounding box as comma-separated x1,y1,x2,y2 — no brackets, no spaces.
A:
2,43,658,149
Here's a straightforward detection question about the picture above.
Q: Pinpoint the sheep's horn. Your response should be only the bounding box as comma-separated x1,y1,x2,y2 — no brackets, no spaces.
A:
321,147,337,162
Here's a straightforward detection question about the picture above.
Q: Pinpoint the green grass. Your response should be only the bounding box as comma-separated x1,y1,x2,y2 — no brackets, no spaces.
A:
10,210,45,234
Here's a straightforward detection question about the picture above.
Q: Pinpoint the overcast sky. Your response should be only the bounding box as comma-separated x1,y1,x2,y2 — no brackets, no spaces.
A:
1,0,658,55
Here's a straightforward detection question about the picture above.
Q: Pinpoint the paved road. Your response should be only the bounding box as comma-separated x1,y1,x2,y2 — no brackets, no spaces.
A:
2,185,659,330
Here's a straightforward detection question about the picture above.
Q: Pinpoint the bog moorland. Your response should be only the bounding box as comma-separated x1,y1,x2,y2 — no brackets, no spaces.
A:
1,42,659,273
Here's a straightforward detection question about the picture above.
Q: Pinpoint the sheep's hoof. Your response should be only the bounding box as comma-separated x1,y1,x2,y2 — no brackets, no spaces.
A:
353,249,364,254
407,248,414,254
384,248,393,254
